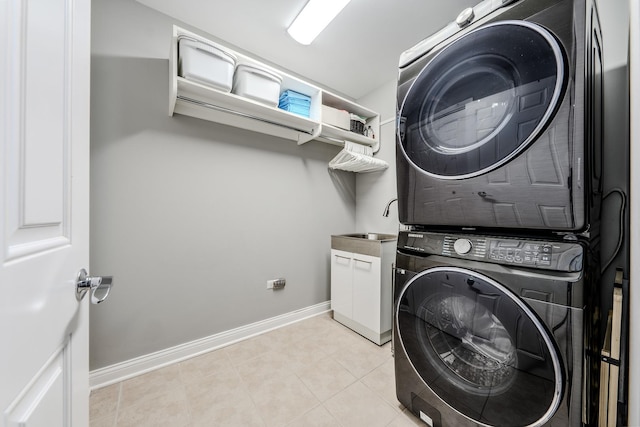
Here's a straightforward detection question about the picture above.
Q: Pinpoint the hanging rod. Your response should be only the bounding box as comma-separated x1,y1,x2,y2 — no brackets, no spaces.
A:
316,134,381,154
319,135,348,145
176,95,316,135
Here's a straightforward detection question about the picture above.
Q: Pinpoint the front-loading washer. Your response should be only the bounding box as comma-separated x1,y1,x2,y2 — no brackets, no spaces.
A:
396,0,603,235
393,230,600,426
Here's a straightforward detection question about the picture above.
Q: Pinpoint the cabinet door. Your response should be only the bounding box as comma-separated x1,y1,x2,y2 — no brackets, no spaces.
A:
352,254,382,333
331,249,353,317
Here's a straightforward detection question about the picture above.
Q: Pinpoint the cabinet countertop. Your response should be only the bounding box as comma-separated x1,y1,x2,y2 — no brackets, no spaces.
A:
331,234,397,257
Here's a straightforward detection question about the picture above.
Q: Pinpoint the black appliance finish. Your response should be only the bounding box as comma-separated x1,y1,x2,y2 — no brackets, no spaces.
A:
396,0,603,235
393,230,600,426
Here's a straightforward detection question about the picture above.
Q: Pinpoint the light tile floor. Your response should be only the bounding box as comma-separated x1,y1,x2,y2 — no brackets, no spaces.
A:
90,312,425,427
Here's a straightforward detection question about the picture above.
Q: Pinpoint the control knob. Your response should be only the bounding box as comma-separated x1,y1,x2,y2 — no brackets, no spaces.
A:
456,7,475,28
454,238,473,255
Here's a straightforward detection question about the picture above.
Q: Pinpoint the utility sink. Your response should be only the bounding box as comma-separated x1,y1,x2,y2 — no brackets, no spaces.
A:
331,233,397,257
341,233,396,241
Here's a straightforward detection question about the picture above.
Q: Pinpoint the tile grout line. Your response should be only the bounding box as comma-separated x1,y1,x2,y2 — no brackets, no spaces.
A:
359,375,404,417
114,382,122,427
176,361,196,426
226,347,268,427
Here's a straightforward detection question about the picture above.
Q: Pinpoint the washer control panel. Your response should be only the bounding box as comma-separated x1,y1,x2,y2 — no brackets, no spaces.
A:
488,240,552,267
453,238,473,255
443,236,486,258
399,231,584,272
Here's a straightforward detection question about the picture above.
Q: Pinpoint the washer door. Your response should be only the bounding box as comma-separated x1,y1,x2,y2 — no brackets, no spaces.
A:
398,21,565,179
396,267,563,426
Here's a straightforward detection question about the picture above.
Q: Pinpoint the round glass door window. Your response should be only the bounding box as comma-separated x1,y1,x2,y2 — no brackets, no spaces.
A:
398,21,565,179
396,267,563,426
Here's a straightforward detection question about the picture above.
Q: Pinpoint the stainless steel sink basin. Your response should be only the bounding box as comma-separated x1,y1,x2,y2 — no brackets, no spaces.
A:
331,233,397,256
341,233,396,241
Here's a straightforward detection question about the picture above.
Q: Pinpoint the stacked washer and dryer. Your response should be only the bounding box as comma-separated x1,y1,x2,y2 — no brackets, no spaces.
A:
393,0,604,426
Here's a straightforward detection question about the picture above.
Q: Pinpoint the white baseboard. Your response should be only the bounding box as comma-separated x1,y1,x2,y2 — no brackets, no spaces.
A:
89,301,331,390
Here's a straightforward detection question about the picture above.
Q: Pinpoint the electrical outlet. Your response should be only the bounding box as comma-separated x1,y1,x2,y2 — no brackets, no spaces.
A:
267,278,286,290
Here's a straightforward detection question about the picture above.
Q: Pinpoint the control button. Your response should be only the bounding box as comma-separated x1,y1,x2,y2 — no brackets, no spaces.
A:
453,238,473,255
513,249,522,263
456,7,475,28
542,245,551,253
505,249,513,262
541,254,552,263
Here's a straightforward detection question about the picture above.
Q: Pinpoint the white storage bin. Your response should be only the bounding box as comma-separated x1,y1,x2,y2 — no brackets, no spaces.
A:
322,105,351,130
178,38,236,92
233,64,283,107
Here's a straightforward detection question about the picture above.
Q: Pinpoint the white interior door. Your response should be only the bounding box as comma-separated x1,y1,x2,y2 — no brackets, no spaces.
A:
1,0,91,425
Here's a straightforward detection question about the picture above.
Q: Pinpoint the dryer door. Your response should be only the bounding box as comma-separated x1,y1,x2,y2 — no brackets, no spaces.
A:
396,266,563,426
398,21,565,179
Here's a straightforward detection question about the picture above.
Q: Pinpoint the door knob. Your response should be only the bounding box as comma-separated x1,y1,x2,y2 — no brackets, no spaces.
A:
76,268,113,304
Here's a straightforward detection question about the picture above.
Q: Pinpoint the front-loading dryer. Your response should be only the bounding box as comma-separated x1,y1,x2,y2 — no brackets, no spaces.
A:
393,230,600,426
396,0,603,235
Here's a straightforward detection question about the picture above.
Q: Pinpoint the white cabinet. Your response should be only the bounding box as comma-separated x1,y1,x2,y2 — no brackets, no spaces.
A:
169,26,381,153
332,249,383,324
331,250,354,318
330,236,396,345
352,254,383,332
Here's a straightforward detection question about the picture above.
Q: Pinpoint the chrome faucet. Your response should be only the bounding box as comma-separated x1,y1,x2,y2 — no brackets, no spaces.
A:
383,198,398,217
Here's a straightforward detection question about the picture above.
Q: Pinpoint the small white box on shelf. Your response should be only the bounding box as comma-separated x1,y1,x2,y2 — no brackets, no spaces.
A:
178,38,236,92
233,64,283,107
322,105,351,130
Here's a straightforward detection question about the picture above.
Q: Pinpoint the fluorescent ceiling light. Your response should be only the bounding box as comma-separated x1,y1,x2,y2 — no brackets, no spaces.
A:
287,0,351,45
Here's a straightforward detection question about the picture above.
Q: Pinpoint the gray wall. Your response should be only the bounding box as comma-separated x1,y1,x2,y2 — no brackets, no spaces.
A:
89,0,357,370
596,0,628,70
355,79,399,235
595,0,630,417
595,0,629,312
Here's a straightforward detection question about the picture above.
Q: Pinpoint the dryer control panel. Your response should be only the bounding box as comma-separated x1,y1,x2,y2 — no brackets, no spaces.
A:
398,231,584,272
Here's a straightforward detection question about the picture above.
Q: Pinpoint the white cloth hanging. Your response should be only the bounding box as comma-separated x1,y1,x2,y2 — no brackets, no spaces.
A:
328,141,389,173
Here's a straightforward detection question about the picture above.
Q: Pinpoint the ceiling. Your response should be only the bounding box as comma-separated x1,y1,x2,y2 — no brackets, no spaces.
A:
136,0,477,100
